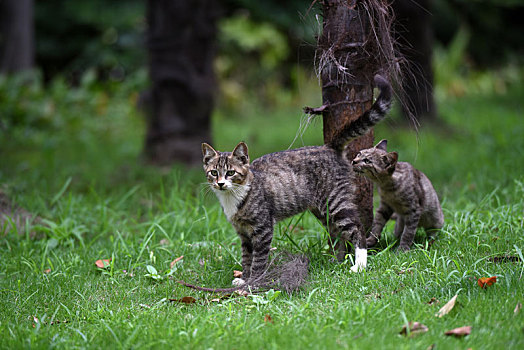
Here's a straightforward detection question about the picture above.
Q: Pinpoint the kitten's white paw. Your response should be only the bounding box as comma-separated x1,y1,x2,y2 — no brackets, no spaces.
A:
232,278,245,286
350,248,367,273
350,264,365,273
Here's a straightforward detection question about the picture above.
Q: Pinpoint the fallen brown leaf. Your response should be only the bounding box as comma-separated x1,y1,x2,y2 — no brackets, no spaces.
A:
444,326,471,337
477,276,497,289
31,315,39,328
170,255,184,269
44,268,51,274
515,302,522,314
400,321,429,337
95,259,111,269
436,294,458,318
488,255,521,263
235,290,249,297
233,270,243,278
264,314,273,323
427,297,439,305
171,296,197,304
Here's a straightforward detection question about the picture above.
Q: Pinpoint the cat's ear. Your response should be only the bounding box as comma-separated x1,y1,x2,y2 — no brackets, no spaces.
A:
375,139,388,151
232,142,249,165
202,143,218,165
384,151,398,174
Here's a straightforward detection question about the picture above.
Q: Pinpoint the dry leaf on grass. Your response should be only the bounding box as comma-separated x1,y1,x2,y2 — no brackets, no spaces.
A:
233,270,243,278
30,315,39,328
169,296,197,304
399,321,429,337
427,297,439,305
477,276,497,289
515,302,522,314
488,255,521,263
435,294,458,318
44,268,51,274
170,256,183,269
444,326,471,337
95,259,111,269
264,314,273,323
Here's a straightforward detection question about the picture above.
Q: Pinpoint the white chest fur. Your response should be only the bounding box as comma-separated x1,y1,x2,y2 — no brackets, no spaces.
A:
213,185,250,221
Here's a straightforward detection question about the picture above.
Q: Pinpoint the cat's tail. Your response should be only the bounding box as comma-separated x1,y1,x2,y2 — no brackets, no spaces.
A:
328,74,392,152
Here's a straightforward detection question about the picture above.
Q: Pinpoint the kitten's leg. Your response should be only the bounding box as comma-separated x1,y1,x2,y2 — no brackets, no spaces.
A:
234,233,253,285
366,202,393,247
329,205,366,272
249,224,274,281
393,216,405,238
398,211,421,251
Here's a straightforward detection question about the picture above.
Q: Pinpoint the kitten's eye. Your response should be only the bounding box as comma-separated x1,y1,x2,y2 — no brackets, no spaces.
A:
210,170,218,177
225,170,236,177
363,159,371,164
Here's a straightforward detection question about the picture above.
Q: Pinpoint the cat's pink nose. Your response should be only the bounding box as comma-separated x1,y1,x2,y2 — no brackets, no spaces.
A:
217,182,225,189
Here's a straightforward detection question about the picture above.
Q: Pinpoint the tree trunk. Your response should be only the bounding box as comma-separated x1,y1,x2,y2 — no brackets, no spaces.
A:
319,0,385,232
0,0,34,74
142,0,221,166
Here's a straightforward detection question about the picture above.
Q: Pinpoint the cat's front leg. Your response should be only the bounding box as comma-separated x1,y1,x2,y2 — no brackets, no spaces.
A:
249,224,273,281
398,210,421,251
367,202,393,247
236,233,253,285
393,215,405,238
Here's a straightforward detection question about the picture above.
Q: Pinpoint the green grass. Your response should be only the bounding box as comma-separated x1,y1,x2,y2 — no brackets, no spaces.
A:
1,66,523,349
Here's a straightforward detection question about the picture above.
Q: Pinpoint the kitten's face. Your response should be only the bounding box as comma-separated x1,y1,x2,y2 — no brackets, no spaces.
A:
352,140,398,180
202,142,251,192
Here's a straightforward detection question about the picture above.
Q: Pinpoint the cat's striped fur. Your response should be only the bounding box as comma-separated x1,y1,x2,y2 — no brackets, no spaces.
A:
202,75,392,285
352,140,444,251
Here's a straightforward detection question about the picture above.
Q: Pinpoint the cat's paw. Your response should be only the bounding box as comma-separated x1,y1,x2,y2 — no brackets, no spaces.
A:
397,245,411,252
366,237,377,247
350,248,367,272
350,264,365,273
232,278,246,286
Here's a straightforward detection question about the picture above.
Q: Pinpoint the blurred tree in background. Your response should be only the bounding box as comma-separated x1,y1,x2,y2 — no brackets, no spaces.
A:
0,0,34,74
141,0,221,166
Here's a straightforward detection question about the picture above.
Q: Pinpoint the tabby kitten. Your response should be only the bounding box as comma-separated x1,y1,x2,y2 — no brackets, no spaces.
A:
202,75,392,285
352,140,444,251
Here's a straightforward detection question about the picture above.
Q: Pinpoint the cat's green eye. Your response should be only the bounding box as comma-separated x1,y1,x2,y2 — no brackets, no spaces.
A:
226,170,236,177
210,170,218,177
363,159,371,164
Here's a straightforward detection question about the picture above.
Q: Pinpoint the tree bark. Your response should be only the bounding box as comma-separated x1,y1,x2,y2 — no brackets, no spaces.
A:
142,0,221,166
319,0,383,232
0,0,34,74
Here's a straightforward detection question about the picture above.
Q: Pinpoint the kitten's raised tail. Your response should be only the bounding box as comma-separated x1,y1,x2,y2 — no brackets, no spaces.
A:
328,74,392,152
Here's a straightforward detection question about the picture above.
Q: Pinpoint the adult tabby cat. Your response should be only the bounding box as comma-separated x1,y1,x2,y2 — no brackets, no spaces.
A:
352,140,444,251
202,75,392,286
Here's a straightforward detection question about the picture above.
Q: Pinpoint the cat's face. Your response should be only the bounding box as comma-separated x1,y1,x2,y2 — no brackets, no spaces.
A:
352,139,398,180
202,142,251,192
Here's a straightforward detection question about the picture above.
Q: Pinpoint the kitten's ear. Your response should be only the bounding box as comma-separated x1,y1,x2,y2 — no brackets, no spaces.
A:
389,152,398,164
232,142,249,165
384,152,398,174
202,143,218,165
375,139,388,151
